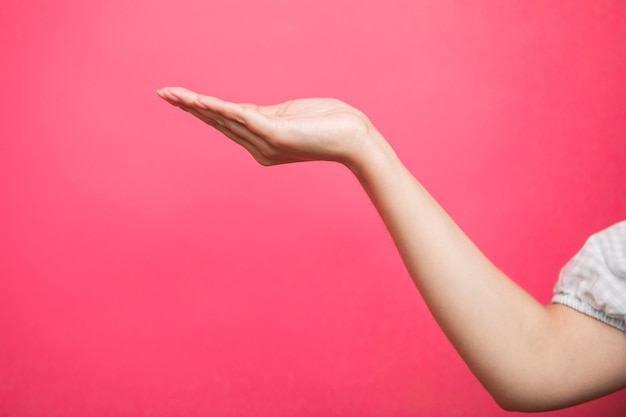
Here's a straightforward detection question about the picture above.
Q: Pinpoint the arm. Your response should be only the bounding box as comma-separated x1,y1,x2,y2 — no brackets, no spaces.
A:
157,87,626,411
348,138,626,411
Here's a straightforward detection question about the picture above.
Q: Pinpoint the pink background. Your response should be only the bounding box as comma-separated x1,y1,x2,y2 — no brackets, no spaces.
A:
1,0,625,415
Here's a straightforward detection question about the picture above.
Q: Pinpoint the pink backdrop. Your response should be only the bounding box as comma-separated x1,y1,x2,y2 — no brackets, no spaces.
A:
1,0,625,415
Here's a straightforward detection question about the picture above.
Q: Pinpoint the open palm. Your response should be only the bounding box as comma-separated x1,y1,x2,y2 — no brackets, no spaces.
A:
158,87,375,166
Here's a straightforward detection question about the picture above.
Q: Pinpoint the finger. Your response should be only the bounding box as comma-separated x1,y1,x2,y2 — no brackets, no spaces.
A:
207,120,269,164
166,89,258,132
170,100,221,123
203,118,275,165
161,87,288,152
172,100,276,157
161,86,203,106
160,87,273,119
160,87,276,134
170,101,275,164
205,110,276,156
195,97,287,144
157,87,186,104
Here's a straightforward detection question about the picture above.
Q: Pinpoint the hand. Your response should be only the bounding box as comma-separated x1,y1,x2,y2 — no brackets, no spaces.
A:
157,87,379,167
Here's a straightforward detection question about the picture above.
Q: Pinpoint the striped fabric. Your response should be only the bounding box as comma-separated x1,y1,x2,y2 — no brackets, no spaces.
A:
552,221,626,332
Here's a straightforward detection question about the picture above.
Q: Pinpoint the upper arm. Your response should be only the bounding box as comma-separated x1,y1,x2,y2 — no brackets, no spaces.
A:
499,304,626,412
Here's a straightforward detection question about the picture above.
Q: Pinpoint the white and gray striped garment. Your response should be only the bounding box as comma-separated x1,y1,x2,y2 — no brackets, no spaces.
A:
553,221,626,332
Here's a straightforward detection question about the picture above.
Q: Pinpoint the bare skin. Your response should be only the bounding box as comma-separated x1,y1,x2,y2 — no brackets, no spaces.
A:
157,87,626,412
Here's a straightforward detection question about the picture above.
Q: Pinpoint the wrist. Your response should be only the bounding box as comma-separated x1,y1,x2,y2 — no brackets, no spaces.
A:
342,129,400,180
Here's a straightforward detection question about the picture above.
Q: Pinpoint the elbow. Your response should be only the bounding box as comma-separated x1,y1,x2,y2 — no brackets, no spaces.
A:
490,392,551,413
478,370,567,412
487,382,574,413
475,352,577,412
492,393,540,413
489,389,527,412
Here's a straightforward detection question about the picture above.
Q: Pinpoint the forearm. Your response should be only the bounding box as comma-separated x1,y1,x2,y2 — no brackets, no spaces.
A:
344,132,624,410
